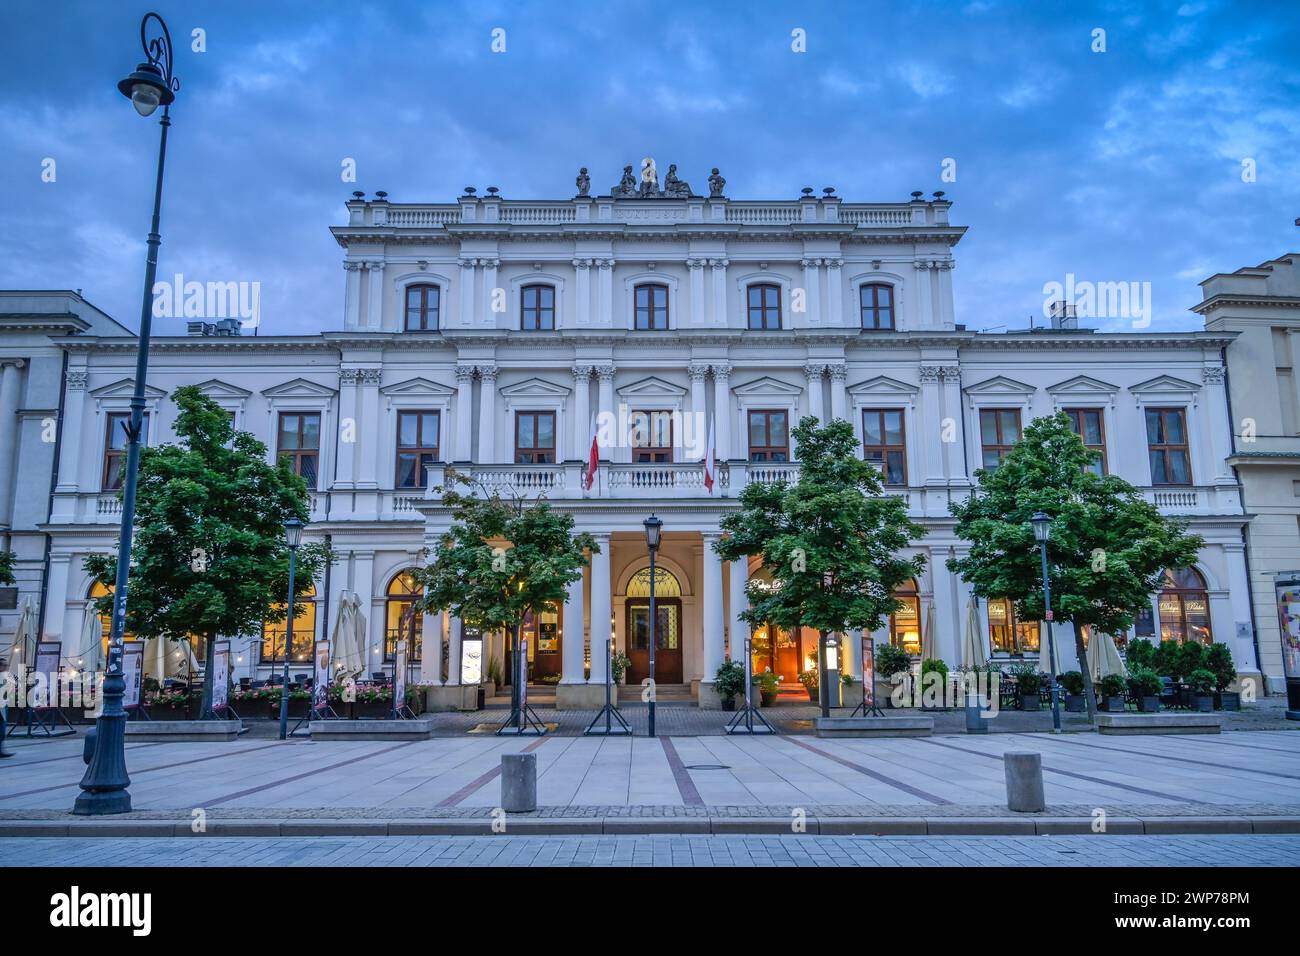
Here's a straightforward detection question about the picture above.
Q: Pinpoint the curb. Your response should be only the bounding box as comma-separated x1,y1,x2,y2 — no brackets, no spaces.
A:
0,816,1297,838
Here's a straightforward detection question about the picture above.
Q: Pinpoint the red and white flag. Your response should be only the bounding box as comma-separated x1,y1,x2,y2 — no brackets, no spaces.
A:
703,415,717,494
583,412,599,491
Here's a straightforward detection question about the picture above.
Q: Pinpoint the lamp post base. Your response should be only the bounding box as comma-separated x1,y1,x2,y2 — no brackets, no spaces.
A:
73,789,133,815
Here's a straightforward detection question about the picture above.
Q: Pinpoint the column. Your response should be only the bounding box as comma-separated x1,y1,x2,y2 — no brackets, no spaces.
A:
689,259,706,326
919,365,946,485
828,363,847,422
477,365,497,464
727,556,749,662
561,572,586,684
458,258,476,326
480,258,499,329
571,365,592,463
334,370,359,490
596,363,616,452
597,259,613,328
913,260,933,328
352,550,378,675
343,261,362,329
0,359,24,528
940,366,966,483
54,367,86,498
1202,365,1236,485
713,364,732,460
842,629,860,682
573,259,591,327
43,553,72,647
801,258,821,327
825,259,844,326
420,611,444,684
689,363,709,460
710,258,729,326
355,368,381,490
1223,542,1263,681
453,364,475,462
447,617,463,685
588,533,611,683
805,363,826,424
702,533,725,680
365,261,385,329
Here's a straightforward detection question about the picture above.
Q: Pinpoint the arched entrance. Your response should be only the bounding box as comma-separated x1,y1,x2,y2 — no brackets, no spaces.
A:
1158,567,1212,644
625,567,682,684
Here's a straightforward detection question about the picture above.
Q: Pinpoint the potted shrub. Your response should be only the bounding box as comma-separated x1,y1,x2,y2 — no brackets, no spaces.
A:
610,651,631,686
1187,668,1216,712
713,659,745,710
1124,638,1156,670
1010,663,1041,711
1059,670,1086,712
264,687,311,719
1152,639,1183,680
753,670,781,707
1099,673,1127,711
875,644,911,708
150,688,192,720
797,670,819,702
352,684,394,719
1205,643,1239,710
1127,664,1162,712
919,657,950,709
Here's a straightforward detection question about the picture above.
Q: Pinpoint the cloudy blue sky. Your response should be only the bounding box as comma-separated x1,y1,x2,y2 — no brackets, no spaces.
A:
2,0,1297,335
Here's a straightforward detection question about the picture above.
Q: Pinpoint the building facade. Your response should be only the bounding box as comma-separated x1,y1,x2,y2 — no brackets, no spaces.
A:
1195,253,1300,695
0,165,1269,705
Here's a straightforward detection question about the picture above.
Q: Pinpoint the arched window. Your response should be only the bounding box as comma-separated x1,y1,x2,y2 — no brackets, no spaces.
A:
86,581,138,660
1158,568,1212,644
626,567,681,598
860,283,895,330
987,597,1039,655
624,567,683,683
386,571,423,662
520,284,555,331
634,283,669,330
746,283,781,330
261,583,317,665
889,579,922,656
404,284,440,331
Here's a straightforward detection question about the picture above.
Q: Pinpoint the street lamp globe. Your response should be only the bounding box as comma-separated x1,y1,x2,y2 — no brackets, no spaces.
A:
117,61,173,116
643,513,662,552
1030,511,1051,544
284,516,305,550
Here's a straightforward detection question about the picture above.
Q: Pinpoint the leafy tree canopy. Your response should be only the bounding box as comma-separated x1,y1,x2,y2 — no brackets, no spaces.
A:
0,550,13,586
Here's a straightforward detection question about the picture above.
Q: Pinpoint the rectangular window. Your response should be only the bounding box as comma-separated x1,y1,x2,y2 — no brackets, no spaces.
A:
860,284,895,330
634,284,669,330
102,412,150,491
404,285,440,331
1064,407,1107,475
277,412,321,485
520,285,555,331
862,408,907,485
979,408,1022,470
395,410,440,488
630,410,673,463
748,410,789,462
746,284,781,330
1145,407,1191,486
515,411,556,464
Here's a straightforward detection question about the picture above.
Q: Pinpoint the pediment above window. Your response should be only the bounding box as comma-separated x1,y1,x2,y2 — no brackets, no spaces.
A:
730,375,804,397
89,378,166,400
261,377,338,399
961,375,1036,398
186,379,253,400
379,376,456,398
616,375,687,400
1045,375,1118,397
498,377,572,399
846,375,918,397
1130,374,1200,396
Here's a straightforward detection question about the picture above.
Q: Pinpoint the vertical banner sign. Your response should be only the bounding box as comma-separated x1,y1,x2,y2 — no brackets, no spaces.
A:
211,640,230,711
518,636,529,715
743,637,753,707
121,643,144,709
861,634,875,711
34,642,62,710
461,637,482,685
312,640,331,713
1275,576,1300,706
394,640,408,715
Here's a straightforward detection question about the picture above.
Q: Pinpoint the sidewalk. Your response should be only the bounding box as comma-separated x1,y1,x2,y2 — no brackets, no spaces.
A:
2,726,1298,837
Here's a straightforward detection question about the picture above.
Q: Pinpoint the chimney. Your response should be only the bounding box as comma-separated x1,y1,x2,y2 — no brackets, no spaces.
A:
1048,300,1078,330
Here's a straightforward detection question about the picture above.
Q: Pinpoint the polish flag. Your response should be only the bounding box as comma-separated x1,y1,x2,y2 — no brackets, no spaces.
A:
703,416,717,494
583,413,599,491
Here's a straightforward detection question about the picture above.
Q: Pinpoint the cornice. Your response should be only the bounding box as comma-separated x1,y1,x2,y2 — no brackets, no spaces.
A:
1191,293,1300,315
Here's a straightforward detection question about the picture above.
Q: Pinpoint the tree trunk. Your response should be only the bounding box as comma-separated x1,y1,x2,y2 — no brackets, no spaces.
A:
198,634,217,720
1073,620,1097,725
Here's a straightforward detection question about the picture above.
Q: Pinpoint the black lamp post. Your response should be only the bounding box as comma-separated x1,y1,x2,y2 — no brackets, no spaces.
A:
1031,511,1062,733
643,514,662,737
818,571,833,718
75,12,179,815
278,518,305,740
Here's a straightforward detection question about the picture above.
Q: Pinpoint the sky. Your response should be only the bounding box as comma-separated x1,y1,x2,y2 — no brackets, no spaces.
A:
2,0,1298,336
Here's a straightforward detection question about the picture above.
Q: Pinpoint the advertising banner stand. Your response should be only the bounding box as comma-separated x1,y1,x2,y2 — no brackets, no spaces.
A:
121,642,149,721
725,637,775,735
850,633,884,717
290,639,335,736
497,634,546,735
584,634,632,736
391,640,416,719
8,641,76,739
1275,573,1300,720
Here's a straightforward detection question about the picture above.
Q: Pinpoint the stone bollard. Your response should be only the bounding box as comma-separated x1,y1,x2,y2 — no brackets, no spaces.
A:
1004,750,1046,813
501,752,537,812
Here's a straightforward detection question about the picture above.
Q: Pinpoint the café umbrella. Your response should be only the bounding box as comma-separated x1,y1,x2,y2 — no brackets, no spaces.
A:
331,590,366,681
960,596,984,672
6,596,38,672
1086,630,1128,682
75,608,106,676
920,602,937,662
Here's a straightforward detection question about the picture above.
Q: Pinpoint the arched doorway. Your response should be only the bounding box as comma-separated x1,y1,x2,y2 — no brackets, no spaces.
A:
746,572,815,681
1158,568,1212,644
625,567,682,684
889,578,922,657
385,570,423,662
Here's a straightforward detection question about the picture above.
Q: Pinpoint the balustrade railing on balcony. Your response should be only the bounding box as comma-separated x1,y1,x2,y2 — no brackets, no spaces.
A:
606,462,727,493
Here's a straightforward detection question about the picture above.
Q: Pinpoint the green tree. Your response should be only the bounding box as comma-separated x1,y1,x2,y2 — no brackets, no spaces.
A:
0,549,13,585
948,413,1203,721
85,386,329,718
715,417,926,681
416,476,596,723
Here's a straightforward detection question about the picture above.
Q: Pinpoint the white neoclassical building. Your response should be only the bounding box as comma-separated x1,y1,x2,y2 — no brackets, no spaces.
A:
0,164,1270,706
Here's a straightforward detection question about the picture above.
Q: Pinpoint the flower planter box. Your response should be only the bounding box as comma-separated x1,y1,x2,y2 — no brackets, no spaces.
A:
267,698,310,719
1216,691,1241,711
149,703,192,720
759,691,778,707
1191,694,1214,713
720,698,736,712
1100,696,1126,712
1137,696,1161,713
1020,693,1041,711
351,699,395,719
1064,694,1086,713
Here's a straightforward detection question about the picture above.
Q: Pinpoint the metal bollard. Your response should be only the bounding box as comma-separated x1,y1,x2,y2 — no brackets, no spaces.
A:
500,752,537,812
83,726,98,765
1004,750,1046,812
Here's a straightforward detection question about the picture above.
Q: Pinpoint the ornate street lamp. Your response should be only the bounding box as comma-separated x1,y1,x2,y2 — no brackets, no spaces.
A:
818,571,835,717
643,514,662,737
278,518,305,740
1031,511,1062,733
76,12,180,815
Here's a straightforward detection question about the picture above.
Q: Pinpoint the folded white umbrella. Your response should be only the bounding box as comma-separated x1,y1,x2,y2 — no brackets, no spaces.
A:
331,591,365,682
1090,631,1128,681
1039,621,1058,675
7,596,37,672
961,596,984,671
920,602,937,661
143,635,167,684
75,608,105,675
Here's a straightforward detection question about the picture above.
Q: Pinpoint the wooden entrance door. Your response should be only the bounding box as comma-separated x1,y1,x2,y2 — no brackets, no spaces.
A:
625,598,682,684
